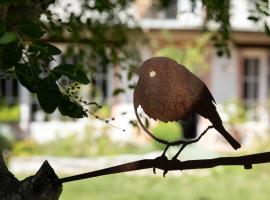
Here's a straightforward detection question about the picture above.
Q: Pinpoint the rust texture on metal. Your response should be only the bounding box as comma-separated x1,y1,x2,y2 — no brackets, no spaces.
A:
134,57,206,122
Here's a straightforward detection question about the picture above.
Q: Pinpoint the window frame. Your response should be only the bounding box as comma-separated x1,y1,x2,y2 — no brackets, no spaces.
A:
239,48,269,118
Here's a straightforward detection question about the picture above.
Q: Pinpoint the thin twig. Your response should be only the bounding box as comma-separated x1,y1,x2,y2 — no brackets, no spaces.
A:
60,151,270,183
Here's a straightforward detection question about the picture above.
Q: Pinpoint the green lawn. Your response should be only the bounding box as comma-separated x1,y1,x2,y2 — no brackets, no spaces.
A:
60,164,270,200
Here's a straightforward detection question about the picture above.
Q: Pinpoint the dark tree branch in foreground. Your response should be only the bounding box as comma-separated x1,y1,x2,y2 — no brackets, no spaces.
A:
0,154,62,200
60,151,270,183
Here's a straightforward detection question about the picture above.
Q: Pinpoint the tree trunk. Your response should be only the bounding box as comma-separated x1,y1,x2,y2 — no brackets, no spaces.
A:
0,154,62,200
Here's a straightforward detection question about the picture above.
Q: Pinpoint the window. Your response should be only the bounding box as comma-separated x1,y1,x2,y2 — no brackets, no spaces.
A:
165,0,178,19
141,0,178,19
242,58,260,109
91,64,108,102
0,77,18,106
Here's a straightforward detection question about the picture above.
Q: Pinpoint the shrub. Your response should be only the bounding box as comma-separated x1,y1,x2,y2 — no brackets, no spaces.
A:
218,99,247,125
13,139,40,156
0,134,13,153
0,104,20,123
12,129,158,157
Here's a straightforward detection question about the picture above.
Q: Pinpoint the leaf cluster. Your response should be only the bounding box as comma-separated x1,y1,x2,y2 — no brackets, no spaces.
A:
0,0,141,118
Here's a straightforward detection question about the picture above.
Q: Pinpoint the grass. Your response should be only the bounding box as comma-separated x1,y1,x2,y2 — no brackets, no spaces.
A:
59,164,270,200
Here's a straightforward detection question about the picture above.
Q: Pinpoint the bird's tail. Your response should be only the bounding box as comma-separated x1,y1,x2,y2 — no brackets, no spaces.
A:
214,124,241,150
207,109,241,150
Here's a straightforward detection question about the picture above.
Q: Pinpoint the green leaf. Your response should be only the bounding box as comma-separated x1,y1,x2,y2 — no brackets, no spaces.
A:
58,95,87,118
0,0,24,5
0,32,17,44
0,41,22,69
29,41,62,56
0,0,13,5
51,64,74,79
113,88,125,96
127,70,133,80
51,64,74,75
0,21,7,37
75,70,90,84
67,27,72,32
51,64,90,84
15,64,39,92
17,21,45,38
37,78,60,113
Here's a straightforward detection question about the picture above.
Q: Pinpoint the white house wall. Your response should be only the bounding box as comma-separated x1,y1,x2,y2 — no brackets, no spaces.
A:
230,0,262,32
19,84,31,133
211,46,238,103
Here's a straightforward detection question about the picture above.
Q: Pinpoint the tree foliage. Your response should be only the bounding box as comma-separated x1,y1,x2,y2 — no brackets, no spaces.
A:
0,0,141,119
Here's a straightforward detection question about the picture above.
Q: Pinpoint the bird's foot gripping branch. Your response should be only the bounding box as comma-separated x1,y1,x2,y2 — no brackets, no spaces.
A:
150,126,214,177
153,156,183,177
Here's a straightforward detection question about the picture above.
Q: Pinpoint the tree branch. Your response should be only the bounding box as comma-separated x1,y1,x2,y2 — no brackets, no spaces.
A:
60,151,270,183
0,154,62,200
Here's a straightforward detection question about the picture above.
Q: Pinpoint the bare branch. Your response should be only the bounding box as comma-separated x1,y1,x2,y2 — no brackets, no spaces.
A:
60,151,270,183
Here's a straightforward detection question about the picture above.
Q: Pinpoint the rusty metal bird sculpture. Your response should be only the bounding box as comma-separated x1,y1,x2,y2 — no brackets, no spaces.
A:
133,57,241,174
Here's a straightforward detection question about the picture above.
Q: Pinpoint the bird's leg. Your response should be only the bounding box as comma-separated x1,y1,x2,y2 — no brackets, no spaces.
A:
161,144,187,177
172,125,214,160
172,143,187,160
161,144,170,157
153,144,170,175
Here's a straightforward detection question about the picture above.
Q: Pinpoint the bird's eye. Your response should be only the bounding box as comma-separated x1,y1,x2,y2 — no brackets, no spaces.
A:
149,71,156,78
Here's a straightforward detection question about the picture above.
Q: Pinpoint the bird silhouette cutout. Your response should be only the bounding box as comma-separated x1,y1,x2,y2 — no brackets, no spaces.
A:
133,57,241,173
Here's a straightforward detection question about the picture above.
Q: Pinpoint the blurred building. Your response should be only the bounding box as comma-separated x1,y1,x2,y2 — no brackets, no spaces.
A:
1,0,270,147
